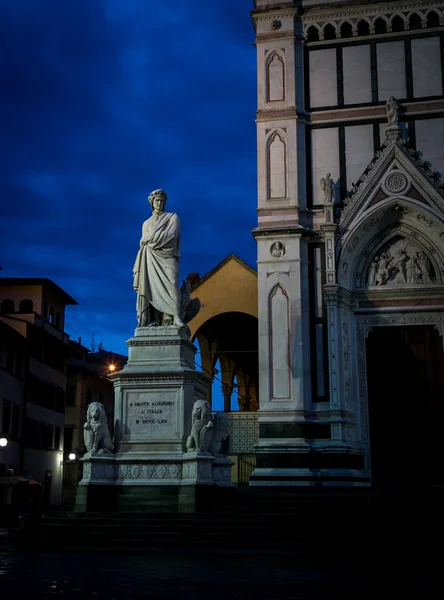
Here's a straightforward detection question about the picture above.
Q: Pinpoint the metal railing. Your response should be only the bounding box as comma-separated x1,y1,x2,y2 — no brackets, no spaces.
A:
237,454,256,487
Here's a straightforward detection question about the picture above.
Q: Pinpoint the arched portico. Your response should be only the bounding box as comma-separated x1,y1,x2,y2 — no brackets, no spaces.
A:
187,254,259,412
193,312,259,412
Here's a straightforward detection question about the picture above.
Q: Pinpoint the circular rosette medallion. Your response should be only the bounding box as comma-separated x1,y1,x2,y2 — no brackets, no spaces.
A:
156,465,166,479
383,171,410,196
169,464,180,479
131,465,141,479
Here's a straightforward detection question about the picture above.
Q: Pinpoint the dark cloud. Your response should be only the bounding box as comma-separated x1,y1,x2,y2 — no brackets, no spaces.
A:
0,0,256,355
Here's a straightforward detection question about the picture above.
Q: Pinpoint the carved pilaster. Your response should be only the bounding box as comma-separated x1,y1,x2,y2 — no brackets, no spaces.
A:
321,222,338,286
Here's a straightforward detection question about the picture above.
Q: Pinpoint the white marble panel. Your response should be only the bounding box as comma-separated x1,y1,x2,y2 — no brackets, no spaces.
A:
313,247,323,318
270,286,290,399
377,41,406,101
343,45,372,105
309,48,337,108
311,128,339,205
415,118,444,177
345,125,374,191
315,323,326,397
268,132,286,198
412,37,443,98
379,123,388,146
267,53,285,101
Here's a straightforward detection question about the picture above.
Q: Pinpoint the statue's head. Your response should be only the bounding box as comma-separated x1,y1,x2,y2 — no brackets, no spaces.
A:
148,189,167,214
192,399,211,424
87,401,106,425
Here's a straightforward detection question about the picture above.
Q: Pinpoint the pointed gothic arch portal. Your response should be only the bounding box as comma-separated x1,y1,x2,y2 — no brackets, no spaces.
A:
332,181,444,485
366,325,444,485
336,208,444,485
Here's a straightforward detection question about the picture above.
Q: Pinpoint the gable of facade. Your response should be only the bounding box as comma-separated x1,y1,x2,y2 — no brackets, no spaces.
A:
337,132,444,293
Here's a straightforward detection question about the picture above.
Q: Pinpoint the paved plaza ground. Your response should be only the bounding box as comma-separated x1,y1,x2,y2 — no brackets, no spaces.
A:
0,534,438,600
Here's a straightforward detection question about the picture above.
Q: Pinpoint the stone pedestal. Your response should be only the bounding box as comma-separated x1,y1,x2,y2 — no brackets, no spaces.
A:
112,326,206,457
213,457,235,487
76,326,234,513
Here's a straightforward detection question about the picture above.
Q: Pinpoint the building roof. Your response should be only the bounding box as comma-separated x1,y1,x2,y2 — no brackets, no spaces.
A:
0,278,78,305
190,254,256,292
0,317,29,345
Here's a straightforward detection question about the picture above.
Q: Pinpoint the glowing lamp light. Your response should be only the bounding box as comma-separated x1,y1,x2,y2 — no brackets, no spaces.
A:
68,453,76,461
0,437,7,447
108,364,116,372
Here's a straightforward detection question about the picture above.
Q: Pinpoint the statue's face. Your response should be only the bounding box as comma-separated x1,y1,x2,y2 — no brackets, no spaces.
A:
92,406,100,420
152,195,165,214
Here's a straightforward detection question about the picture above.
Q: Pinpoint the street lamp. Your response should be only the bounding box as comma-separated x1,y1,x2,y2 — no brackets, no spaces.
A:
68,453,76,461
108,364,116,372
0,437,8,448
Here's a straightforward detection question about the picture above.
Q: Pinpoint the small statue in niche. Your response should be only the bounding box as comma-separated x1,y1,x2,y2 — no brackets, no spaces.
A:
375,252,393,286
406,253,421,283
417,251,433,283
320,173,335,204
367,256,379,286
386,96,400,128
270,241,286,257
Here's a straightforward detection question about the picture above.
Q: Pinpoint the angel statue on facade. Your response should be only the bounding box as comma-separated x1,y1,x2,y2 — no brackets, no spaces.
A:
320,173,335,204
386,96,400,128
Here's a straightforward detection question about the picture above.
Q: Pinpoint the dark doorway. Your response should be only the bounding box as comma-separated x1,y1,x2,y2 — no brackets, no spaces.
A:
366,325,444,486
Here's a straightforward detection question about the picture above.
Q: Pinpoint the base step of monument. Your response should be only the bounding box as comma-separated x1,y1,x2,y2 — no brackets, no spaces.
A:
38,487,444,559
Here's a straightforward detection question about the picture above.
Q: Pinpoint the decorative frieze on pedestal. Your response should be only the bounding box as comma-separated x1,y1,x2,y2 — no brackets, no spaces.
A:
181,452,215,485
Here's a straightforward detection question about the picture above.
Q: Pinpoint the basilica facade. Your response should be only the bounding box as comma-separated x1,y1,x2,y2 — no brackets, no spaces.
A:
250,0,444,486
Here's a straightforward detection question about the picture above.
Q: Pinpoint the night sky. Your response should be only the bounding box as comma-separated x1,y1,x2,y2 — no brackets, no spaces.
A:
1,0,257,358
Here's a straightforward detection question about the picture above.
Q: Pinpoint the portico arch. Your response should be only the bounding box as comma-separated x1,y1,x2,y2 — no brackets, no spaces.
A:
186,254,259,412
193,312,259,412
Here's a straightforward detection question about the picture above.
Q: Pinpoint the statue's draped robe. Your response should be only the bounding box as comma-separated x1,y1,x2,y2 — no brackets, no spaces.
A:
133,212,181,325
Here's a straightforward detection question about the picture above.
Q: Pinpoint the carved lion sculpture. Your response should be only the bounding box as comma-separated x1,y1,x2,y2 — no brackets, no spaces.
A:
83,402,113,454
186,399,213,453
210,412,230,457
180,279,201,324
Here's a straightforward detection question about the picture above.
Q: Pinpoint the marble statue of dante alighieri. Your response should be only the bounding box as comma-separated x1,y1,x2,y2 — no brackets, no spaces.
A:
133,189,185,328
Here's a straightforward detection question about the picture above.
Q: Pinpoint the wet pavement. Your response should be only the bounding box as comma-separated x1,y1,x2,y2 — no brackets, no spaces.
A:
0,534,438,599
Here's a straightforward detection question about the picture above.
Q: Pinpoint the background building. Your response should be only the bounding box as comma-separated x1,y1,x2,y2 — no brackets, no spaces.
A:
250,0,444,486
0,278,78,505
63,343,127,507
0,319,28,476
